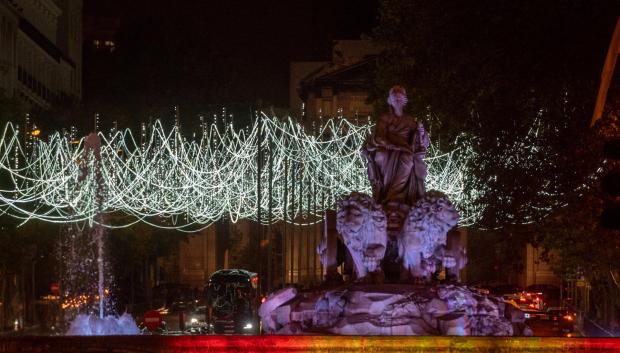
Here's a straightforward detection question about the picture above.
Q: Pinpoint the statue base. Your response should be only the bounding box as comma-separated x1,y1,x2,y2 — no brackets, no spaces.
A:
260,283,531,336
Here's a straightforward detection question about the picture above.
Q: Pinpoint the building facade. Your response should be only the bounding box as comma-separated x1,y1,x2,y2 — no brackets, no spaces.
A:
0,0,82,111
290,40,380,120
0,2,18,98
163,219,323,292
519,243,562,288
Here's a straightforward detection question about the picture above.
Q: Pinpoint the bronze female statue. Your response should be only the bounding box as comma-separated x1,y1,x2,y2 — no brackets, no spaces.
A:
362,86,429,206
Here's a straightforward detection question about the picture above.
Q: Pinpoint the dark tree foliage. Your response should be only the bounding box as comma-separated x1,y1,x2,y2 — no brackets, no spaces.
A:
106,221,187,310
538,97,620,325
371,0,620,322
0,216,59,329
371,0,618,228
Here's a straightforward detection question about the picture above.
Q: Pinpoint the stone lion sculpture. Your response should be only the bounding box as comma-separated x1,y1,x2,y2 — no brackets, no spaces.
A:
336,192,387,281
434,229,468,282
399,191,459,279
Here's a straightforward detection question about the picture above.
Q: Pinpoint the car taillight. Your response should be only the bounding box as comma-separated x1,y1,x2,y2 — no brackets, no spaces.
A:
563,315,573,321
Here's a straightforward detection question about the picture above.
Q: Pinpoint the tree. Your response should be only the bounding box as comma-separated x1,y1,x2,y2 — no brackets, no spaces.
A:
0,217,58,329
106,220,186,311
371,0,619,228
537,96,620,328
370,2,620,322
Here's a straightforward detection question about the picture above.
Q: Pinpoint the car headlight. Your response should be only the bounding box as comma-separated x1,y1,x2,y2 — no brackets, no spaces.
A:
243,323,253,330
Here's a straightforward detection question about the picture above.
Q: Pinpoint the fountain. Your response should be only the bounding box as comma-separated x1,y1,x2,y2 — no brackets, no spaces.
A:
259,86,531,336
62,133,139,336
66,313,139,335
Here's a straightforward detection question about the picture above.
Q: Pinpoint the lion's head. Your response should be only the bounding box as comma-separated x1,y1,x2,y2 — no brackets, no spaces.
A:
399,191,459,277
336,192,387,278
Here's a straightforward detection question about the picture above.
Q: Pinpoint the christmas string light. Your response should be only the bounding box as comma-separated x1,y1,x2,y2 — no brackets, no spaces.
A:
0,114,481,231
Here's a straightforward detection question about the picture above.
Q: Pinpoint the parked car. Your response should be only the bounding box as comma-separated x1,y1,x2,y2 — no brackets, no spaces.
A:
503,292,545,320
160,301,202,333
525,284,561,307
185,305,209,334
516,292,545,311
546,307,576,333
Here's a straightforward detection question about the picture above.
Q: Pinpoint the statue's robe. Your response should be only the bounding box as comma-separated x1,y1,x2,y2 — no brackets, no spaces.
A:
362,113,427,206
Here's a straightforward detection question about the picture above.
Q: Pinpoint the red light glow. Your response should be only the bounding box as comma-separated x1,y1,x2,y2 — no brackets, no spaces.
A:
2,335,620,352
163,336,620,352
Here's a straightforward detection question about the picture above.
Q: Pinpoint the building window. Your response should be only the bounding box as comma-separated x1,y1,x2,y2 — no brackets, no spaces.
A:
93,39,116,52
104,40,115,52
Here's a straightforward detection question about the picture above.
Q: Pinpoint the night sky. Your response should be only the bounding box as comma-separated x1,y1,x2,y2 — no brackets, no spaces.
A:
81,0,379,121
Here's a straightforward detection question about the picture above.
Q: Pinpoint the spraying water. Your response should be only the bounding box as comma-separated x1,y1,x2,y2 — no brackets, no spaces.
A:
63,134,140,335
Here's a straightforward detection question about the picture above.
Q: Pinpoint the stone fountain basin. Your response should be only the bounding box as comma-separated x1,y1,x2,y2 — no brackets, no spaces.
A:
260,283,531,336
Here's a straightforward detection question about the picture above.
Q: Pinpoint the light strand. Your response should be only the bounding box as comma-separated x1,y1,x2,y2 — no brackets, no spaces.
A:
0,114,481,231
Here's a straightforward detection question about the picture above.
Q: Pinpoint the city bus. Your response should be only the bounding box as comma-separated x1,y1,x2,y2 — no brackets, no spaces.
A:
205,269,261,334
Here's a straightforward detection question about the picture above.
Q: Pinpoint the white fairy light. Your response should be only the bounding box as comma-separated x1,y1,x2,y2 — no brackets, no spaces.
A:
0,113,481,231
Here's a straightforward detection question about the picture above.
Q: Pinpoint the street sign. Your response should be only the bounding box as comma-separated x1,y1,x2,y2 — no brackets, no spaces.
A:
50,282,59,295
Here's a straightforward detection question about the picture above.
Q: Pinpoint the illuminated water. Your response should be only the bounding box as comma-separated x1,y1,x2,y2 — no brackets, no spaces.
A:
66,313,140,335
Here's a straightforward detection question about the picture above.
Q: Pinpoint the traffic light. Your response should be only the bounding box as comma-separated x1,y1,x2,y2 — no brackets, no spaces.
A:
601,138,620,229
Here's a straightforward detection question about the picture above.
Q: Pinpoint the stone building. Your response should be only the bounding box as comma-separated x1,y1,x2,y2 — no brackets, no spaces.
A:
0,0,82,111
290,39,380,120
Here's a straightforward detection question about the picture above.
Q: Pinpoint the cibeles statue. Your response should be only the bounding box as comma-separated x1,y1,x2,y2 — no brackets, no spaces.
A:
328,86,461,283
261,87,527,337
362,85,430,206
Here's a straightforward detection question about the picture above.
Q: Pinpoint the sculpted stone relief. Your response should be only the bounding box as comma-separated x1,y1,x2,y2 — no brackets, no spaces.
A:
362,86,430,206
337,86,462,283
335,193,387,281
399,192,459,280
259,86,526,337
